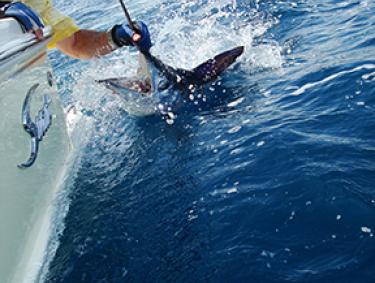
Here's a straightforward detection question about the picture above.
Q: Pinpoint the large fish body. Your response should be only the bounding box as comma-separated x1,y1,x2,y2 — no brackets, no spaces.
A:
98,46,244,116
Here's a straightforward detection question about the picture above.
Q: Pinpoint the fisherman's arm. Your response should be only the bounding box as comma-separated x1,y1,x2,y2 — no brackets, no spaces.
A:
17,1,151,59
56,22,151,60
56,30,115,60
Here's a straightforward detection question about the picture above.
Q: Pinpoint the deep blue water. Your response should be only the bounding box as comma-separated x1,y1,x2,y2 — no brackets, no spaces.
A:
45,0,374,282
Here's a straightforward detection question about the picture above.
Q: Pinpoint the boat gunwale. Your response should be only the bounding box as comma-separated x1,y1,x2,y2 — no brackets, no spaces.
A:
0,26,53,63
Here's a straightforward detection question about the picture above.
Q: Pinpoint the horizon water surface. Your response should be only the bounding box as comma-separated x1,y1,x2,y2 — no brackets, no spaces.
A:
42,0,374,282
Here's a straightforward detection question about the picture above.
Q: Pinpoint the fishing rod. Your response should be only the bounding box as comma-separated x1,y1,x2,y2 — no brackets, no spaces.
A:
118,0,151,55
118,0,138,33
117,0,179,83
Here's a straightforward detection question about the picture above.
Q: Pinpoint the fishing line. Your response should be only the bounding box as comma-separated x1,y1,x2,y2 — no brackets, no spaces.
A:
118,0,139,32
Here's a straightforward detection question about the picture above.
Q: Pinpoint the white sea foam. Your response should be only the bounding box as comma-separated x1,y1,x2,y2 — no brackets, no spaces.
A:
292,64,375,96
36,115,90,283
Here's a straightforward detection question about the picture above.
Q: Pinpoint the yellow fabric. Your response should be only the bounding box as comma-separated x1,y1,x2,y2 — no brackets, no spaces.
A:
20,0,80,48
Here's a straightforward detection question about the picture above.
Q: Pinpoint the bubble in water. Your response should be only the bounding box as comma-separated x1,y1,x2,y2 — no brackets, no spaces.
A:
257,141,265,147
361,227,372,234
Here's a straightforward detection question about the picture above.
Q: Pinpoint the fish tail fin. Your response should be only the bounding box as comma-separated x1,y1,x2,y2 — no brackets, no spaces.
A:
190,46,244,84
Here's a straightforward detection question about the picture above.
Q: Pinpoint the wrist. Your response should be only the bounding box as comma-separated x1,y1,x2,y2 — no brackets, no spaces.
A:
106,28,119,50
110,25,132,47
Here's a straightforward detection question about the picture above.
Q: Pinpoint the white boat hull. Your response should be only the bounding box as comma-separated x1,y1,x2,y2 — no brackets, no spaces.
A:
0,19,71,283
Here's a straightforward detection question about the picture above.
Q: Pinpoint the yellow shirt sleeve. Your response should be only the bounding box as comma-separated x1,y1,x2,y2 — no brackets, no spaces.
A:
21,0,80,49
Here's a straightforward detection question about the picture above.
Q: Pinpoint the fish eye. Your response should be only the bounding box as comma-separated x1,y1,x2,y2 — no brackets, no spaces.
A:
158,79,170,91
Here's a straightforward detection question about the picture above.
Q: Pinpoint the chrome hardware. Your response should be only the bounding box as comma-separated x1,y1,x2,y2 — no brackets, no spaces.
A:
18,83,53,169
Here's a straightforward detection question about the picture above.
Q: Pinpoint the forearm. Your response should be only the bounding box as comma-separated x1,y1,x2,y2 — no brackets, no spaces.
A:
56,29,115,60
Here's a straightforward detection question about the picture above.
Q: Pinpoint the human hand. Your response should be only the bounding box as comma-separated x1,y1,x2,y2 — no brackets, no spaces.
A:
111,21,152,52
4,2,44,40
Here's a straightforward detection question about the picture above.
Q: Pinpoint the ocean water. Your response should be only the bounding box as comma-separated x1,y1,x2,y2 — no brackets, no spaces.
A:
44,0,374,282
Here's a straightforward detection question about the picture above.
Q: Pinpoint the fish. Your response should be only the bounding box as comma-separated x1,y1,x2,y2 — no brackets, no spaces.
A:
97,46,244,116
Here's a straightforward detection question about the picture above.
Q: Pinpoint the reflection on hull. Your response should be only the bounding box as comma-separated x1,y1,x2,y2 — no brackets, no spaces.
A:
18,83,53,169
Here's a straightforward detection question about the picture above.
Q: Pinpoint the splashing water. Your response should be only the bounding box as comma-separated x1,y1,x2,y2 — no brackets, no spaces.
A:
62,0,282,121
